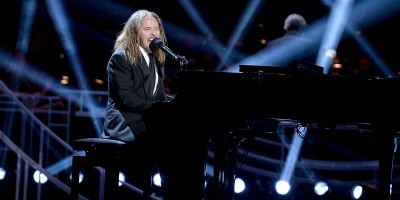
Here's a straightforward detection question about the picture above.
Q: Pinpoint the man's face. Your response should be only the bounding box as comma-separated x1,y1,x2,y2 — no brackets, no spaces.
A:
138,16,160,52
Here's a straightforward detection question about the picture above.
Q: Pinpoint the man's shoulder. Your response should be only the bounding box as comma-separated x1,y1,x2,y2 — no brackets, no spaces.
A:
113,49,125,56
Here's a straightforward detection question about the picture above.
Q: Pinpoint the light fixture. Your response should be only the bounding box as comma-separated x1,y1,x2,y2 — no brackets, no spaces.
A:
33,170,48,184
351,184,363,199
275,180,291,195
314,181,329,196
234,177,246,194
119,172,125,186
0,167,6,180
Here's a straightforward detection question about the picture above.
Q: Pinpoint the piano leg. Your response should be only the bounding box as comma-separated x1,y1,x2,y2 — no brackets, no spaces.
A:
155,133,208,200
212,132,236,200
375,125,397,200
144,102,209,200
209,129,250,200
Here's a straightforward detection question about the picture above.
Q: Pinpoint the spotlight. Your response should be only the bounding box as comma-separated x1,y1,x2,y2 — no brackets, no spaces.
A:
314,181,329,196
118,172,125,186
69,171,84,183
234,177,246,194
153,173,161,187
351,184,363,199
33,170,48,184
275,180,291,195
0,167,6,180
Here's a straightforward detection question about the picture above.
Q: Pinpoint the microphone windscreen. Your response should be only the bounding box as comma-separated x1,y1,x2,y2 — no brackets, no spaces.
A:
150,38,163,52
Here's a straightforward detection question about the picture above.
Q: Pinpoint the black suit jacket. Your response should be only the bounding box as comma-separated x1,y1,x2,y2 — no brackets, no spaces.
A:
101,49,171,143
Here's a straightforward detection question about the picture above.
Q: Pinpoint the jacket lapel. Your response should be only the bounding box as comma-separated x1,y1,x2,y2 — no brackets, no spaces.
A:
139,54,153,98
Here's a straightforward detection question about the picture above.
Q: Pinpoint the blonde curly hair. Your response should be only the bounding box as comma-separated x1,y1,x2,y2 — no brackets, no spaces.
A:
114,9,167,68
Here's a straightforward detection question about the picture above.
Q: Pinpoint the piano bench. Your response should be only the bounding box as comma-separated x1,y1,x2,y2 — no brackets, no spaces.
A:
71,138,153,200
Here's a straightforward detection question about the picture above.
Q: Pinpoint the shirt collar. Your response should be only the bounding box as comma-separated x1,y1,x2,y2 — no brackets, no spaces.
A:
139,46,151,57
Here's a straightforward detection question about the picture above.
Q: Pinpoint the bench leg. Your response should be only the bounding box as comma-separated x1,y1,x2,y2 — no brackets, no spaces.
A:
71,156,81,200
104,164,119,200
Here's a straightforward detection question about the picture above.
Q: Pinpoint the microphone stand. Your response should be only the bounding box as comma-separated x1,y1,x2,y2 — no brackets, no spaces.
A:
176,55,188,71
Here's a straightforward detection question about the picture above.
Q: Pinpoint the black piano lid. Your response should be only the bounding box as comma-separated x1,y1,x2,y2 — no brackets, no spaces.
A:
239,60,324,76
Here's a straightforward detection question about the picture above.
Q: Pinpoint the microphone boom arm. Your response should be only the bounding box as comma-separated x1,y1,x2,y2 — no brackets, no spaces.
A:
176,55,188,71
150,38,189,71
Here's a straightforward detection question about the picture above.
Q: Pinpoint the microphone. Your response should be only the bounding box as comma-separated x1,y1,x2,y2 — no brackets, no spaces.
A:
150,38,185,62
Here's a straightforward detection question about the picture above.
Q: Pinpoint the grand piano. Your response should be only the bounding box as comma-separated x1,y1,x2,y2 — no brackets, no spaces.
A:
145,63,400,200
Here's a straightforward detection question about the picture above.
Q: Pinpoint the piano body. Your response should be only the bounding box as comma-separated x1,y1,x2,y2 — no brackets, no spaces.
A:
145,64,400,199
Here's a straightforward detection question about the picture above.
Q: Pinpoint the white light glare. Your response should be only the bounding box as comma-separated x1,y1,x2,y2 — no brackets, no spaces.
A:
119,172,125,186
314,181,329,196
275,180,291,195
352,184,363,199
325,49,337,59
234,178,245,193
153,173,162,187
33,170,48,184
69,172,84,183
0,167,6,180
